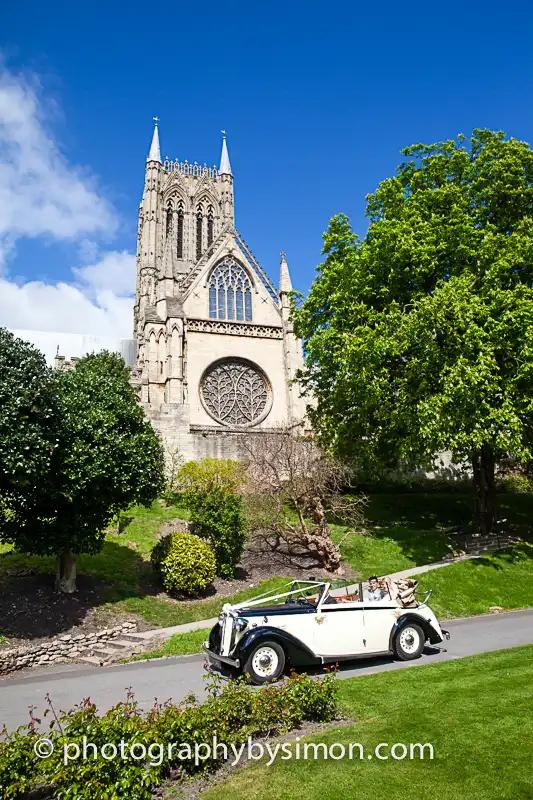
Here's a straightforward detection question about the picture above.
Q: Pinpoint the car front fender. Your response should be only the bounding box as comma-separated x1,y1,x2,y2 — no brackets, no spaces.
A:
234,626,321,668
389,613,444,649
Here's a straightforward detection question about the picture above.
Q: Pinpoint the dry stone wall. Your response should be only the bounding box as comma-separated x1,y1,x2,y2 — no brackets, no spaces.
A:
0,621,137,675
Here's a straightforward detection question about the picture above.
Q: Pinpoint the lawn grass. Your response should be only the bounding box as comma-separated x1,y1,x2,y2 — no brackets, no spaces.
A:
127,628,208,661
336,491,533,578
1,492,532,632
0,500,190,585
333,492,467,579
202,645,533,800
417,542,533,618
105,576,289,628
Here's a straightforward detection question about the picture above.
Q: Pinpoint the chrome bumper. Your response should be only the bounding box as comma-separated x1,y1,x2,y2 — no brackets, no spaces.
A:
202,642,241,669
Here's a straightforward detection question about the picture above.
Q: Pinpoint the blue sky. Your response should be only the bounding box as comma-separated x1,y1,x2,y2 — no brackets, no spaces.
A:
1,0,533,337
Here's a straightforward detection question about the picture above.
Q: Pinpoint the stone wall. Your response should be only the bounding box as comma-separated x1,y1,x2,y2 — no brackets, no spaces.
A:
0,621,137,675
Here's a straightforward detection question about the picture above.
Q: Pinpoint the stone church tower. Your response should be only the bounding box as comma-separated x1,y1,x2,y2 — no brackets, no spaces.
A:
130,121,306,460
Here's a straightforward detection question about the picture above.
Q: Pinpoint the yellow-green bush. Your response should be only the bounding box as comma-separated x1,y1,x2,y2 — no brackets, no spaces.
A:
151,531,216,596
176,458,246,494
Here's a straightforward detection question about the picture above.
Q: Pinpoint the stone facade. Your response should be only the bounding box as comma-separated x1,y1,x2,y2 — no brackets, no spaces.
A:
130,123,307,460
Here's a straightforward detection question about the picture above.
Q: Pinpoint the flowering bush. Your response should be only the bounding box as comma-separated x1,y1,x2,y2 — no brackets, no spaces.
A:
0,672,338,799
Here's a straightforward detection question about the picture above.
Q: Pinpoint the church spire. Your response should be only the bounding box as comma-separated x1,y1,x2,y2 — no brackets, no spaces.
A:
219,131,232,175
147,117,161,163
279,252,293,294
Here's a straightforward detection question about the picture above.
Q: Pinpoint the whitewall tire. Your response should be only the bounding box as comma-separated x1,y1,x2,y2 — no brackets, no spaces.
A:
393,623,425,661
244,640,286,685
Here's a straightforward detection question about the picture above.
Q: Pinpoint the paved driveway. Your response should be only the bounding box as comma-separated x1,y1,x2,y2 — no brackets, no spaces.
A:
1,609,532,731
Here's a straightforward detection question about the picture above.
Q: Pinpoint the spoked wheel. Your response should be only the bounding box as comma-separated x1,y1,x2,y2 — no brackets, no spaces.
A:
393,623,425,661
243,640,286,685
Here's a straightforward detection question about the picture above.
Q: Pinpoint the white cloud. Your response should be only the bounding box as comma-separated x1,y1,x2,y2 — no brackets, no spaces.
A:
74,250,136,298
0,67,116,262
0,65,136,340
0,263,134,339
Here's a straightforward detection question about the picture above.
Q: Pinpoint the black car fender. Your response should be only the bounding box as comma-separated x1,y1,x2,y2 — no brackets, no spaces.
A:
389,613,443,649
234,626,321,668
208,623,222,653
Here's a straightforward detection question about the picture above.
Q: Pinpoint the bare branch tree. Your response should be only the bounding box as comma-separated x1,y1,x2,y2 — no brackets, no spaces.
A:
241,427,366,573
162,438,185,495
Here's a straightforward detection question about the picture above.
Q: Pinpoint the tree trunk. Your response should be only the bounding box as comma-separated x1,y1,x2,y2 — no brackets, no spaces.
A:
305,497,344,573
55,549,78,594
472,446,496,535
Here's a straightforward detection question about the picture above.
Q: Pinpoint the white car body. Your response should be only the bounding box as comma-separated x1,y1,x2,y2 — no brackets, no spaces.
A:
204,579,449,684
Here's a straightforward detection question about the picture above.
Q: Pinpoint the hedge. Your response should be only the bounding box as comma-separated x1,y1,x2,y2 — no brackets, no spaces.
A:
0,671,338,799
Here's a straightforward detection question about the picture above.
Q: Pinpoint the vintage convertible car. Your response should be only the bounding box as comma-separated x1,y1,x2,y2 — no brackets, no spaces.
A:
203,578,450,684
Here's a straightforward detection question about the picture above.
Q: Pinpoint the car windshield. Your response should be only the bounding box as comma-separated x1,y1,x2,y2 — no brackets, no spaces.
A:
286,581,328,605
232,580,329,612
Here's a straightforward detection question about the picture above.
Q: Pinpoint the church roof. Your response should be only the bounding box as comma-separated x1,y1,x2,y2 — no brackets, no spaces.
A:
179,223,279,305
234,232,279,301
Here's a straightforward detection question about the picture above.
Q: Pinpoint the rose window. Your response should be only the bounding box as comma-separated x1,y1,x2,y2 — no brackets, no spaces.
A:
200,358,271,427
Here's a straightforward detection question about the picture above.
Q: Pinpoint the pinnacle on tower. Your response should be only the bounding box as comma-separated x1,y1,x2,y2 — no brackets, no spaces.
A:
279,252,293,294
147,117,161,163
219,130,232,175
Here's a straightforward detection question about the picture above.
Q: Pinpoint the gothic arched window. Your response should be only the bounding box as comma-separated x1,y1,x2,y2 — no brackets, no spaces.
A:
176,204,184,259
207,205,214,247
166,204,173,237
208,258,253,321
196,205,203,261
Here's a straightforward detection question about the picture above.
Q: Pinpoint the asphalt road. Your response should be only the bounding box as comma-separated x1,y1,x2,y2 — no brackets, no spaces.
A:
1,609,532,731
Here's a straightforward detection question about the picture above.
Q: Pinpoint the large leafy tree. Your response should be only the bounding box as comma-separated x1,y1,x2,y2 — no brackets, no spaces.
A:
50,352,165,591
0,342,165,592
294,130,533,534
0,329,61,542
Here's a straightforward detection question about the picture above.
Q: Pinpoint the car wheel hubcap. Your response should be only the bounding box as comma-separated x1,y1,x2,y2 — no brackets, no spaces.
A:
252,647,279,677
400,627,420,653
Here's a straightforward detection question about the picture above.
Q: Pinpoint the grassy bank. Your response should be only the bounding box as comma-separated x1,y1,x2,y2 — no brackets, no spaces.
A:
127,628,208,661
1,492,532,633
417,542,533,618
202,645,533,800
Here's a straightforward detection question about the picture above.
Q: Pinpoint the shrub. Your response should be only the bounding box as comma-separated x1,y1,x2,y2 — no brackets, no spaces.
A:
0,673,338,800
0,725,41,799
151,531,216,596
177,458,246,494
187,489,247,578
497,473,533,494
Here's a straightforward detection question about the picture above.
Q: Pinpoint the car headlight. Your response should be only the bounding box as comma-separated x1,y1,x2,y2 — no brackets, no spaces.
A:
235,617,248,632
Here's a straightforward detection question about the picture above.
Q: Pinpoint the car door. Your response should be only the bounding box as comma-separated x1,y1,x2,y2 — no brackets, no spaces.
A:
312,599,366,657
362,597,399,653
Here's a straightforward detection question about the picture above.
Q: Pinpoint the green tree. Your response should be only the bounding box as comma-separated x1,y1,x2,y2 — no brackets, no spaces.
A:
294,130,533,534
1,347,165,593
0,329,61,546
178,459,247,578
